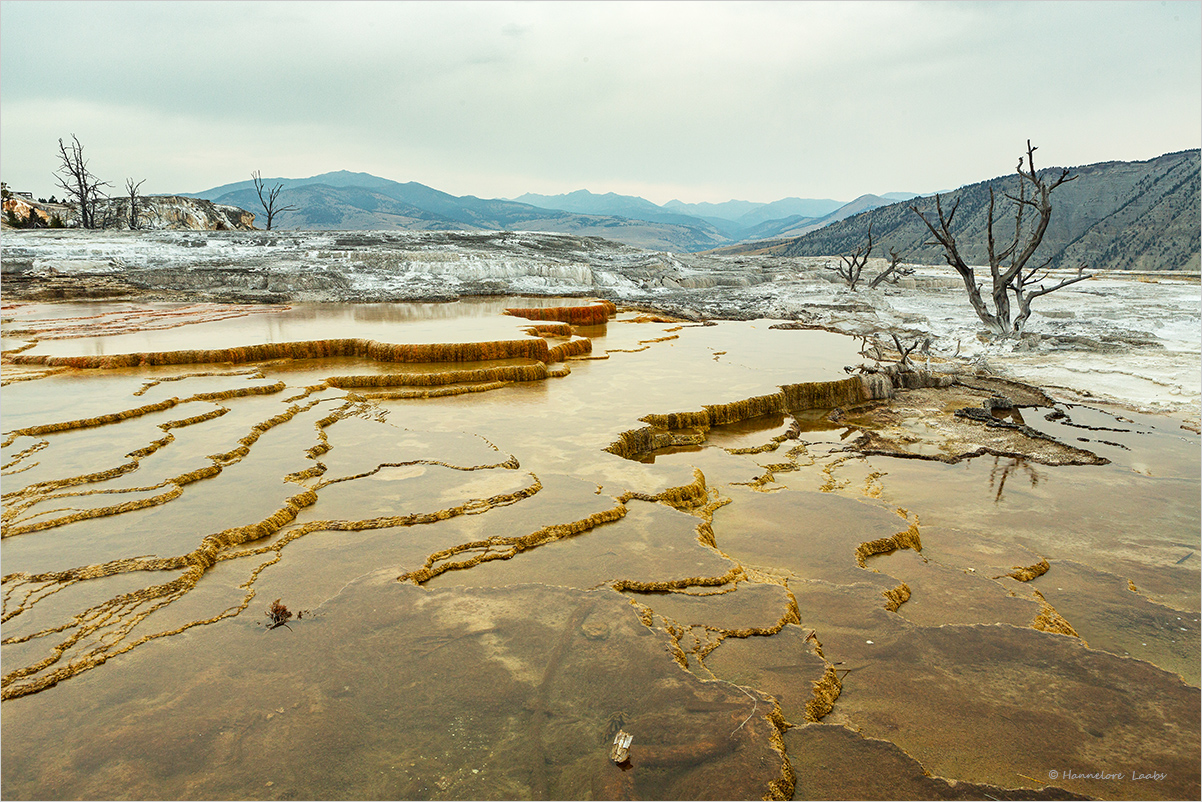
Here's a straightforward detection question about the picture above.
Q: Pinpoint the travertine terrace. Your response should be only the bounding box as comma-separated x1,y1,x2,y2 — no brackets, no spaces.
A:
1,231,1198,800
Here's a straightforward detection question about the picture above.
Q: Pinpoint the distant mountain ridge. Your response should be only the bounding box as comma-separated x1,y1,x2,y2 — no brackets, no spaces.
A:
511,190,875,239
713,150,1201,272
191,174,734,252
185,171,915,252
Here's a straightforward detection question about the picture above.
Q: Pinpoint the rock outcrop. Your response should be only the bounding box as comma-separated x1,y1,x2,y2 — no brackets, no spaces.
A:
2,196,60,226
2,196,255,231
97,196,256,231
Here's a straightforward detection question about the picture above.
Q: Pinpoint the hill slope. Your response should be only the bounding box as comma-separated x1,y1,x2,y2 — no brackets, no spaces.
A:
721,150,1200,272
201,174,733,251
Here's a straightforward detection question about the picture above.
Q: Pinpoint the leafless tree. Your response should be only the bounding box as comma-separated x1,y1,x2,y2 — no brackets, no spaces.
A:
827,222,874,290
252,171,297,231
125,178,146,229
867,249,915,289
911,140,1091,336
54,135,111,229
828,228,916,292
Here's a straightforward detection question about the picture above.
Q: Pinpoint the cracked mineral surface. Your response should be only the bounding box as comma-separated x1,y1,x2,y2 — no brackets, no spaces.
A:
1,231,1199,801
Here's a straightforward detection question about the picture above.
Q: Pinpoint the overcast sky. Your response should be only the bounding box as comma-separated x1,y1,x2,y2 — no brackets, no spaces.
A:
2,1,1199,205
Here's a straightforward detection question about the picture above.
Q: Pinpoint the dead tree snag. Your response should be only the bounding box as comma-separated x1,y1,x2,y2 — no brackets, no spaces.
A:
252,171,297,231
911,140,1091,336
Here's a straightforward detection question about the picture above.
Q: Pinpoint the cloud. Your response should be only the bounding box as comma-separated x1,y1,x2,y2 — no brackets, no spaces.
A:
2,1,1198,203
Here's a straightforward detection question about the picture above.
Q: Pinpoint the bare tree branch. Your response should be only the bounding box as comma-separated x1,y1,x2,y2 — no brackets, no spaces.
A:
54,135,111,229
125,178,146,230
252,171,298,231
891,333,921,370
868,248,915,289
826,222,874,290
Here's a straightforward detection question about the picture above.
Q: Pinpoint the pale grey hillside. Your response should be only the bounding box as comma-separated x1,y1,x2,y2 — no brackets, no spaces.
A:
723,150,1201,272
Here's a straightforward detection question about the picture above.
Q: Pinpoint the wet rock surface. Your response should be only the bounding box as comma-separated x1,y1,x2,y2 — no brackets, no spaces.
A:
1,582,790,801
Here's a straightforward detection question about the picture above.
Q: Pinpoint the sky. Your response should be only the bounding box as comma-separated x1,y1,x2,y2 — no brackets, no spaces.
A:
1,0,1199,206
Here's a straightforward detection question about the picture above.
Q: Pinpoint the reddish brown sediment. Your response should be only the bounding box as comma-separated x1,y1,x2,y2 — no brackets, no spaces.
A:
547,337,593,361
8,337,559,370
1,464,220,537
2,399,319,537
3,397,185,444
2,381,287,448
1000,557,1051,582
1030,589,1083,640
0,486,321,701
764,702,797,800
0,365,67,386
0,340,40,356
313,453,520,490
206,399,321,465
882,581,913,613
616,467,711,510
804,664,844,722
611,566,747,595
623,313,689,324
1,468,546,701
605,333,681,353
397,491,618,585
326,359,579,399
606,377,871,460
326,364,551,388
521,322,573,337
399,469,720,587
131,367,267,397
502,300,616,326
854,520,923,568
350,382,511,400
0,439,50,473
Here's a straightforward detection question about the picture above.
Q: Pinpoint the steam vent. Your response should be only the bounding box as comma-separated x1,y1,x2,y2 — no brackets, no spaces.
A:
2,297,1198,800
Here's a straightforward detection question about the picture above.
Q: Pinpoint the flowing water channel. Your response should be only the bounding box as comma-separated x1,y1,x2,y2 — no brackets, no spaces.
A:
1,299,1198,800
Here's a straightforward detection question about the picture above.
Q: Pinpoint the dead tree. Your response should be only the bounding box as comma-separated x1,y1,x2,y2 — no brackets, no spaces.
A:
827,222,873,290
911,140,1091,337
891,333,921,370
54,135,111,229
252,171,297,231
867,249,915,289
125,178,146,229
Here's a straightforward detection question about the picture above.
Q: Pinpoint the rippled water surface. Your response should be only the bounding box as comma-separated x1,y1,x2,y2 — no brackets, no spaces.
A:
2,300,1198,800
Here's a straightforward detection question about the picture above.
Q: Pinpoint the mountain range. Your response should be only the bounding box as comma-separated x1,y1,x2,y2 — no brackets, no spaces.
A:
181,150,1199,270
714,149,1201,272
184,172,909,252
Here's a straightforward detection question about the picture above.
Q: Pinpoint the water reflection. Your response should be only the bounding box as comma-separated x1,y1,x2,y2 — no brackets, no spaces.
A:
988,456,1042,503
17,298,594,357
